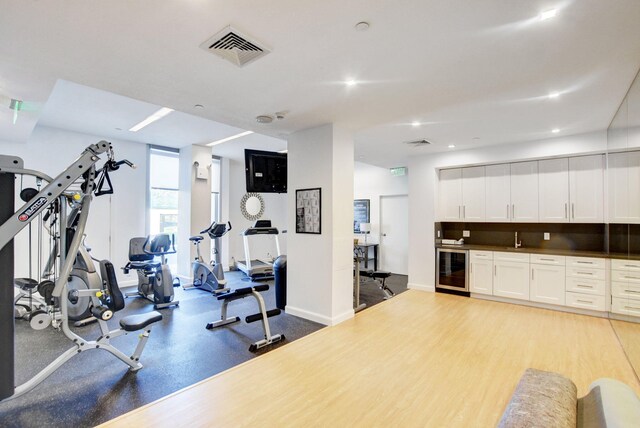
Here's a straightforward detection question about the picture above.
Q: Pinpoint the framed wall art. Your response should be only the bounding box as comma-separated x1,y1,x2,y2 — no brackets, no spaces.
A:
353,199,370,233
295,187,321,234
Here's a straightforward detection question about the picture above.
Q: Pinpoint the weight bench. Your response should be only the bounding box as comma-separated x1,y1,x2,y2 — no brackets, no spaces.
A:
206,284,284,352
359,270,395,299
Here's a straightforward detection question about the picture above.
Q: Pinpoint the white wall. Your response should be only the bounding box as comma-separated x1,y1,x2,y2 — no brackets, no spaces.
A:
353,162,409,243
407,130,607,291
1,125,147,285
286,123,354,325
224,157,288,269
177,145,212,279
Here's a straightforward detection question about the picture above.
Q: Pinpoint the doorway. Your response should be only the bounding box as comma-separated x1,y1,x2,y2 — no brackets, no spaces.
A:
379,194,408,275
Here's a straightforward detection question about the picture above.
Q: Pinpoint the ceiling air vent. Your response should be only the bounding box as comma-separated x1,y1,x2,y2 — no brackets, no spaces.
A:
200,26,270,67
404,139,432,147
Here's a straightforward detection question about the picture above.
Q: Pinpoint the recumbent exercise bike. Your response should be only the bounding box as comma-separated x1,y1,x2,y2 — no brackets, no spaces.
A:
123,234,179,309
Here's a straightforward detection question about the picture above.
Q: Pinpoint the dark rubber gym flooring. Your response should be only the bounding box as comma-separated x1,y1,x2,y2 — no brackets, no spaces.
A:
0,271,407,427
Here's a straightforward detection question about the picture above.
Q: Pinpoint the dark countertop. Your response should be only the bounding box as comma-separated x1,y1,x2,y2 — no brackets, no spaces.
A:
435,244,640,260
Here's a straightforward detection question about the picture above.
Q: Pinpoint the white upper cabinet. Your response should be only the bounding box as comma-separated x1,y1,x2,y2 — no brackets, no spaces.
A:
485,164,511,222
608,151,640,223
461,166,485,221
569,155,604,223
510,161,539,222
437,155,605,224
438,168,462,221
538,158,569,223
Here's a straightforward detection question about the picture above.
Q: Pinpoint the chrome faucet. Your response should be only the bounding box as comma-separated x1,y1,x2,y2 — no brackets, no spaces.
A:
515,232,522,249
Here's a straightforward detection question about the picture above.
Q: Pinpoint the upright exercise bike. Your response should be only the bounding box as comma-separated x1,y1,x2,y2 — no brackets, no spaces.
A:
186,221,231,294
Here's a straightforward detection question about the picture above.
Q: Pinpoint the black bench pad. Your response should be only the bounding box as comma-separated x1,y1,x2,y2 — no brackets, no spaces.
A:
360,270,392,279
119,311,163,332
189,236,204,242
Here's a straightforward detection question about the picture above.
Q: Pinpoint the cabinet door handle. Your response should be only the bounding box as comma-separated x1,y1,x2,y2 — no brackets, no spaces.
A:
624,289,640,294
512,204,515,219
577,272,594,275
507,204,510,219
531,269,534,280
470,263,473,274
458,205,461,219
577,261,594,265
577,284,594,289
564,203,568,219
624,265,639,268
572,203,575,219
463,205,466,219
577,299,593,304
624,276,640,280
624,305,640,310
540,258,555,261
494,265,497,276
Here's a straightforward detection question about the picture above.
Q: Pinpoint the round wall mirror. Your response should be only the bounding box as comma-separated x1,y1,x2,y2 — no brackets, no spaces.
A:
240,193,265,221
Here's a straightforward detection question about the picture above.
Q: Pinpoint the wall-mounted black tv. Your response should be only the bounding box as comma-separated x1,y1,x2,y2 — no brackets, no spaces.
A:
245,149,287,193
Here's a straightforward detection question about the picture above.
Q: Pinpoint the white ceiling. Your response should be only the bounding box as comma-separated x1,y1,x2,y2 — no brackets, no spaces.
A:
0,0,639,167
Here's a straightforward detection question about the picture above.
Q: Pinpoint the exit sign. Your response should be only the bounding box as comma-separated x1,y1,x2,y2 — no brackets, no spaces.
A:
390,167,407,176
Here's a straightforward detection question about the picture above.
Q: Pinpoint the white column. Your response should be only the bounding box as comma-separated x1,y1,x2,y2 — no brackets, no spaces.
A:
286,124,355,326
177,145,212,278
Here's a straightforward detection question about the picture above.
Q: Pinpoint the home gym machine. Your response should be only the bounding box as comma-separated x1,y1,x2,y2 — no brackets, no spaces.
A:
206,284,284,351
185,221,231,294
0,141,163,401
123,234,179,309
236,220,281,280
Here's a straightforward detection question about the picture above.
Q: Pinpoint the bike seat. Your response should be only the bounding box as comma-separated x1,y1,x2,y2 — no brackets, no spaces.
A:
189,236,204,242
14,278,39,290
119,311,163,332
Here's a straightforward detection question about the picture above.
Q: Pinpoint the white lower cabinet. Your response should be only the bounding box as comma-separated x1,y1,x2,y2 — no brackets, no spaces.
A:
469,251,493,295
610,259,640,317
565,292,606,312
461,250,617,315
565,256,607,312
530,263,566,305
493,252,529,301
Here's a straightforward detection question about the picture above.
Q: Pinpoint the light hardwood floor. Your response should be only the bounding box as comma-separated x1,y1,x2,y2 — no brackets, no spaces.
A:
101,290,640,427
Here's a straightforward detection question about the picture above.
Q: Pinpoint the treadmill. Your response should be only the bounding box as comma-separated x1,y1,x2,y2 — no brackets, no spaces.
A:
236,220,281,280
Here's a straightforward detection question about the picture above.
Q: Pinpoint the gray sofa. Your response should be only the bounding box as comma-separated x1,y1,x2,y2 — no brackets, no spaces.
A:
498,368,640,427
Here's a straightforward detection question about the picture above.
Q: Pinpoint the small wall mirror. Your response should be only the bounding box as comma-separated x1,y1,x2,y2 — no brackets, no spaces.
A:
241,193,265,221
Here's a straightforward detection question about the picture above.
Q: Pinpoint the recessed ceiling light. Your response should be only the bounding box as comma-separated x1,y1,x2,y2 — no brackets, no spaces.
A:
194,104,204,109
540,9,557,21
355,21,370,31
129,107,174,132
472,137,480,140
548,92,560,99
412,121,421,127
115,127,122,131
207,131,253,147
345,79,358,87
448,144,456,149
552,128,560,133
256,115,274,123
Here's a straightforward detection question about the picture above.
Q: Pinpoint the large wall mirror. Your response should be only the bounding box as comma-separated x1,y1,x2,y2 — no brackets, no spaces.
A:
240,192,265,221
608,69,640,379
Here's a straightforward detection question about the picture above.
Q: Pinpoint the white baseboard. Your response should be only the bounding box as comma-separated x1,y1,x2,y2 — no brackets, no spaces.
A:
285,305,354,326
408,282,435,292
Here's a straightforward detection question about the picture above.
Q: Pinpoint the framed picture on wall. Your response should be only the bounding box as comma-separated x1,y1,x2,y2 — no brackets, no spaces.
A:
296,188,322,234
353,199,370,233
